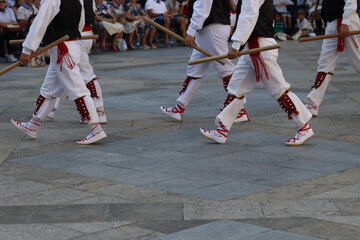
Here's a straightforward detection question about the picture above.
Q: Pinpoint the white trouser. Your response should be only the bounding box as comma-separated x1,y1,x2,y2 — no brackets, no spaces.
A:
306,15,360,106
40,41,98,124
177,24,235,107
217,37,311,129
40,41,90,101
186,24,234,78
79,30,97,83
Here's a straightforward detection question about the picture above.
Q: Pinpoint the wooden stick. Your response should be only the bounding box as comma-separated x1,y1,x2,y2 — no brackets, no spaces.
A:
299,31,360,42
0,35,69,76
143,16,226,65
9,34,98,45
188,44,281,65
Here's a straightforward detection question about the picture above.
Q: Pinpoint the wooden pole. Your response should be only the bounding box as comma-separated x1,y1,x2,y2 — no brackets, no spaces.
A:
9,35,98,45
0,35,69,76
143,16,226,65
188,44,281,65
299,31,360,42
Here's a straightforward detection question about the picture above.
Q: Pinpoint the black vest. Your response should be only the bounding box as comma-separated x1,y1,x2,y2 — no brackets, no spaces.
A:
321,0,345,23
42,0,82,45
84,0,95,26
188,0,230,28
236,0,274,38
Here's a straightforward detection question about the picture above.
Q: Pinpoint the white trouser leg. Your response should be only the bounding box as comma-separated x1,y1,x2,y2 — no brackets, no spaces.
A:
53,92,67,111
286,91,312,127
176,78,202,107
216,97,244,130
305,74,332,106
186,24,235,79
80,31,97,83
75,95,99,124
34,97,56,121
92,80,104,109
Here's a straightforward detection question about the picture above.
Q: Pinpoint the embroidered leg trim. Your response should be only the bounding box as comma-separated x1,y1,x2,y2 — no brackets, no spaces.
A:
179,77,199,95
222,74,232,91
34,95,46,115
75,96,90,122
86,79,98,98
277,90,300,120
312,72,332,89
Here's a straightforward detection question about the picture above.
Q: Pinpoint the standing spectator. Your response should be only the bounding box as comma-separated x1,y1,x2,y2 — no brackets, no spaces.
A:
166,0,187,39
145,0,171,48
11,0,23,15
0,0,19,62
16,0,38,38
124,0,153,49
274,0,294,30
95,0,124,52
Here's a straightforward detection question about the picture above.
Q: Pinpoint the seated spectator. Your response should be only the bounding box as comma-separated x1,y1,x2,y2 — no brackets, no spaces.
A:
33,0,39,11
0,0,19,62
106,0,136,49
15,0,37,38
6,0,15,8
95,0,124,52
11,0,23,14
145,0,171,48
274,0,293,30
124,0,154,49
165,0,187,39
292,8,314,39
274,11,288,41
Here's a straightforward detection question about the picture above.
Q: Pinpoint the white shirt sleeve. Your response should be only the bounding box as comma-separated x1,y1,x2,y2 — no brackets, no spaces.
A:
231,0,265,50
186,0,214,37
22,0,61,54
342,0,357,25
79,0,85,33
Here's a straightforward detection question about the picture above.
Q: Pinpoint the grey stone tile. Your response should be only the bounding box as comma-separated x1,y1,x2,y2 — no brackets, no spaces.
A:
0,224,83,240
29,204,107,223
217,150,293,165
106,170,176,186
242,230,325,240
0,180,56,199
333,198,360,215
261,200,341,218
152,220,269,240
52,221,132,234
7,154,81,169
71,225,164,240
0,174,20,185
106,203,183,221
145,178,213,194
182,181,272,201
0,188,98,206
184,200,263,220
56,163,138,182
0,206,36,224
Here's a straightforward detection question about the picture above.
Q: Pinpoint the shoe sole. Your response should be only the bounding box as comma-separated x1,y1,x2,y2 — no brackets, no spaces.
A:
199,129,226,144
286,133,315,147
11,119,37,139
76,132,107,145
160,107,181,121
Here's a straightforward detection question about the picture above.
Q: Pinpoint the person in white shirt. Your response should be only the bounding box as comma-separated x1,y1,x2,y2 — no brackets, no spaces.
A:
292,8,314,39
200,0,314,146
160,0,250,123
304,0,360,117
15,0,38,37
11,0,107,145
0,0,19,62
145,0,171,47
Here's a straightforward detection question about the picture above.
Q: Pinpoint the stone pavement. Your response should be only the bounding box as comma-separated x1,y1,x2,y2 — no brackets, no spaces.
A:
0,40,359,240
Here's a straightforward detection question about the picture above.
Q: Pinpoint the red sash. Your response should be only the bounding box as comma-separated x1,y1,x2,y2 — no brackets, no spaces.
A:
248,37,269,82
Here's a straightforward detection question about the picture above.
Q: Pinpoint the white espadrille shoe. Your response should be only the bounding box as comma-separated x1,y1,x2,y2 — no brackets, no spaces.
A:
160,104,185,121
199,124,228,144
305,103,319,117
234,108,250,123
11,119,38,139
286,123,314,146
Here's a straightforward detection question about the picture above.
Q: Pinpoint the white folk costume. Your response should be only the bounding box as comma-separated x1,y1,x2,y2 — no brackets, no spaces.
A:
47,0,107,124
200,0,314,146
160,0,249,123
11,0,107,144
304,0,360,116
